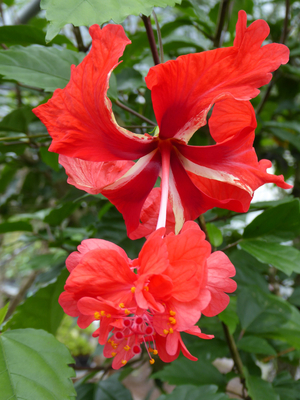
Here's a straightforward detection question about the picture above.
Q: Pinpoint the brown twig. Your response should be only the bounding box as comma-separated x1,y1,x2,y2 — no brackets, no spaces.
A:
0,134,50,142
256,0,290,115
5,270,39,321
73,26,87,52
222,322,251,400
213,0,230,47
114,99,156,126
141,15,160,65
152,10,164,63
262,346,295,363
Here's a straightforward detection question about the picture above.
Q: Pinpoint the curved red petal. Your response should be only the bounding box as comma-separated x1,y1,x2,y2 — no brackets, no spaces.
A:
102,150,161,238
208,98,257,143
33,24,156,161
202,251,237,317
146,10,288,142
59,155,134,194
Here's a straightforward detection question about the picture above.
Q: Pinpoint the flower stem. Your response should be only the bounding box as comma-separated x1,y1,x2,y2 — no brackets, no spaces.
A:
156,143,171,230
141,15,160,65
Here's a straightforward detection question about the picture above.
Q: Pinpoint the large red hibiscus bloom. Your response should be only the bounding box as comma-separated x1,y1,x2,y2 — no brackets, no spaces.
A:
59,222,236,368
33,10,291,239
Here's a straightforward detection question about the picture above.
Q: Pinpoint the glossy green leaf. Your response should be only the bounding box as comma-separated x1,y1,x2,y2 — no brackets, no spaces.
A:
41,0,182,41
44,202,80,225
218,297,238,335
264,121,300,151
273,372,300,400
243,199,300,242
289,287,300,307
0,106,36,133
0,328,75,400
0,46,85,91
206,223,223,247
237,336,277,355
152,357,226,389
0,221,33,233
246,375,280,400
0,302,10,326
0,25,74,47
237,286,292,334
116,68,146,91
239,240,300,276
4,268,68,334
39,147,59,171
157,385,229,400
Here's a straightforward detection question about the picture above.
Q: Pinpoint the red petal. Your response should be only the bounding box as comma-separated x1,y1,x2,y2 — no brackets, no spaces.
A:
208,98,257,143
59,155,134,194
66,238,129,272
146,10,288,142
102,150,161,237
138,231,169,275
129,187,175,239
33,24,156,161
202,251,237,317
155,335,180,363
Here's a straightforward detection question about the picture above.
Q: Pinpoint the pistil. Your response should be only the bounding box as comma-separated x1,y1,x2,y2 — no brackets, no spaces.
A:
156,141,171,230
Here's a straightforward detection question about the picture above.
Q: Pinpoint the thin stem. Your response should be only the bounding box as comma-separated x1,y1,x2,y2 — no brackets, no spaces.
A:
141,15,160,65
221,239,242,251
114,99,156,126
222,322,250,400
0,134,50,142
156,143,171,230
256,0,290,115
213,0,230,47
73,26,87,52
262,346,295,363
152,11,164,63
198,215,210,244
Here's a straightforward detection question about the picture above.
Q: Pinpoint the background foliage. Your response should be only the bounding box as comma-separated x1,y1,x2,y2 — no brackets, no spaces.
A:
0,0,299,399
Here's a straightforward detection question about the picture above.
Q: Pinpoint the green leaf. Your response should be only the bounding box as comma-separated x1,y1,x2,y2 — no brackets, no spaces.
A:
0,221,33,233
289,287,300,307
44,202,80,225
152,357,226,389
246,375,280,400
237,286,292,334
0,302,10,325
0,328,75,400
206,223,223,247
107,72,118,101
218,297,238,335
263,121,300,151
39,147,59,171
273,372,300,400
0,164,18,193
3,268,68,335
26,252,67,270
95,373,133,400
0,25,74,47
239,240,300,276
41,0,183,41
157,385,229,400
0,46,85,91
237,336,277,356
0,106,37,133
116,68,146,91
243,199,300,242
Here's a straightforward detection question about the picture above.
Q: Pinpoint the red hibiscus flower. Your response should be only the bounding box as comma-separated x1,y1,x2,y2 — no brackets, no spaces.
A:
59,222,236,368
33,10,291,239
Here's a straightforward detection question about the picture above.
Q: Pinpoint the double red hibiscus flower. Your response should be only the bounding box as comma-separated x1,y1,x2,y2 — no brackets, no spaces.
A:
33,11,291,368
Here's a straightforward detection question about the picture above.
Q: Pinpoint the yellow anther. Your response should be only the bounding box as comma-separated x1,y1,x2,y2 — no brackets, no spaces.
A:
123,345,131,351
169,310,176,316
121,360,127,365
111,352,117,357
108,339,112,343
153,349,158,355
124,309,130,315
112,344,118,349
100,310,106,316
169,328,174,334
94,312,101,320
106,314,111,318
144,286,149,291
163,329,169,335
131,287,136,293
149,358,155,365
149,347,154,353
119,303,125,308
169,317,176,325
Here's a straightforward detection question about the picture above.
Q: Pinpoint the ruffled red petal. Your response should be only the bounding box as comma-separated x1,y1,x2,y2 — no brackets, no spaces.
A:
146,10,288,142
33,24,157,161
